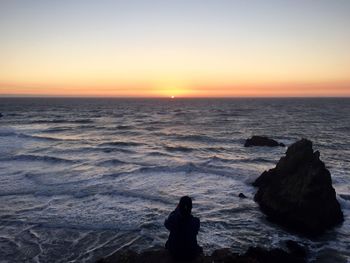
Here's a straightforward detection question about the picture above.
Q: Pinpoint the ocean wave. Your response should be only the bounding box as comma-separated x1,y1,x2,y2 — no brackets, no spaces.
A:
206,156,237,164
99,147,135,154
115,125,134,130
30,119,94,124
164,145,194,153
143,126,159,131
339,194,350,201
0,218,141,232
203,147,229,153
3,113,20,117
146,151,173,157
104,162,235,179
173,112,187,116
103,163,199,178
40,127,72,133
72,119,94,124
0,154,77,164
20,134,69,142
106,130,143,136
75,124,99,130
240,157,275,163
0,190,36,197
159,133,234,144
96,159,128,166
215,112,242,117
99,141,144,147
1,181,173,207
138,163,199,173
144,120,164,126
53,146,136,155
85,189,173,205
1,129,72,142
174,134,216,142
0,128,16,137
338,195,350,210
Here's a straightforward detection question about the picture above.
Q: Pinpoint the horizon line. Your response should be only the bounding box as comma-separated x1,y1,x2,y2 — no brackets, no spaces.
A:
1,95,349,99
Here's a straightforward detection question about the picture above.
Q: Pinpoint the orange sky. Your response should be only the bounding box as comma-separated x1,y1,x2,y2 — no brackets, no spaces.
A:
1,1,349,97
1,81,349,98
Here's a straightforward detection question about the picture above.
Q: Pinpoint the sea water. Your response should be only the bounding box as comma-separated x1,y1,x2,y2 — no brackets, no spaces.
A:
0,98,349,262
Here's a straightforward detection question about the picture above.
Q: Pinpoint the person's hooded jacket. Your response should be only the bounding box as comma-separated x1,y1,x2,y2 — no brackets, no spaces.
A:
164,207,200,260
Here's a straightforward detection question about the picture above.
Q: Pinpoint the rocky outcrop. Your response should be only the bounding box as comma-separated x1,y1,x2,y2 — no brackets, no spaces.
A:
239,193,247,199
245,246,306,263
97,245,306,263
244,136,285,147
253,139,343,235
97,248,247,263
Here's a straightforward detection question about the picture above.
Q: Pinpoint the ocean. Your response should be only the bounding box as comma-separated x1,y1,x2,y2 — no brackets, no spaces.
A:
0,98,349,262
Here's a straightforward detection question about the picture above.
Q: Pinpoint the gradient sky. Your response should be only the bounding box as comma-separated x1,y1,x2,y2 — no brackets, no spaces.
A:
1,0,350,97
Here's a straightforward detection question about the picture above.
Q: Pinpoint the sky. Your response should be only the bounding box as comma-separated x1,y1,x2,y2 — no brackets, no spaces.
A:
0,0,350,97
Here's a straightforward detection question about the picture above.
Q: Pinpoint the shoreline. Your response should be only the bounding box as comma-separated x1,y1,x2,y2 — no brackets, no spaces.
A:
97,240,307,263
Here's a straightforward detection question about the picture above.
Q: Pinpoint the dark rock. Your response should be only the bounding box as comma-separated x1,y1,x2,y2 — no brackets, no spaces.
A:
97,250,139,263
253,139,343,235
209,248,249,263
244,246,306,263
97,246,306,263
0,113,3,118
244,136,285,147
286,240,307,258
97,248,241,263
239,193,247,199
312,248,348,263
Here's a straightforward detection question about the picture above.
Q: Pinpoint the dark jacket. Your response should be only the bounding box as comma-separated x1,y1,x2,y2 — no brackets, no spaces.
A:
164,208,201,260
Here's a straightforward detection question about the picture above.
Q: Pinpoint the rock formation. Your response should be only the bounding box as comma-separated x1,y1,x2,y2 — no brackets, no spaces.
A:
244,136,285,147
253,139,343,235
97,245,306,263
239,193,247,199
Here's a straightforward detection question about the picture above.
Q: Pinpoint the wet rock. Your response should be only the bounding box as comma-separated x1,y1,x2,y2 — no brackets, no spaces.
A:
312,248,348,263
285,240,307,258
239,193,247,199
209,248,241,262
244,136,285,147
253,139,343,235
244,246,306,263
97,246,306,263
97,248,236,263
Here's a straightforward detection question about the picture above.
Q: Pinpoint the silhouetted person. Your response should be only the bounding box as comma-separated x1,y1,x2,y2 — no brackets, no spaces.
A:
165,196,202,261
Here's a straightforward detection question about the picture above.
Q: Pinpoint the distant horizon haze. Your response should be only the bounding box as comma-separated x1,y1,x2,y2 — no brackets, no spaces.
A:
0,82,349,98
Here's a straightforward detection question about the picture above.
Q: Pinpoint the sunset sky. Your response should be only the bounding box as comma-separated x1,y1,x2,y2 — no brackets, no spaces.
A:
1,0,349,97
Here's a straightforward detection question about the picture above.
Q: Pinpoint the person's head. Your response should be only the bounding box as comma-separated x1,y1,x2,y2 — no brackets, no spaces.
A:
179,196,192,217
